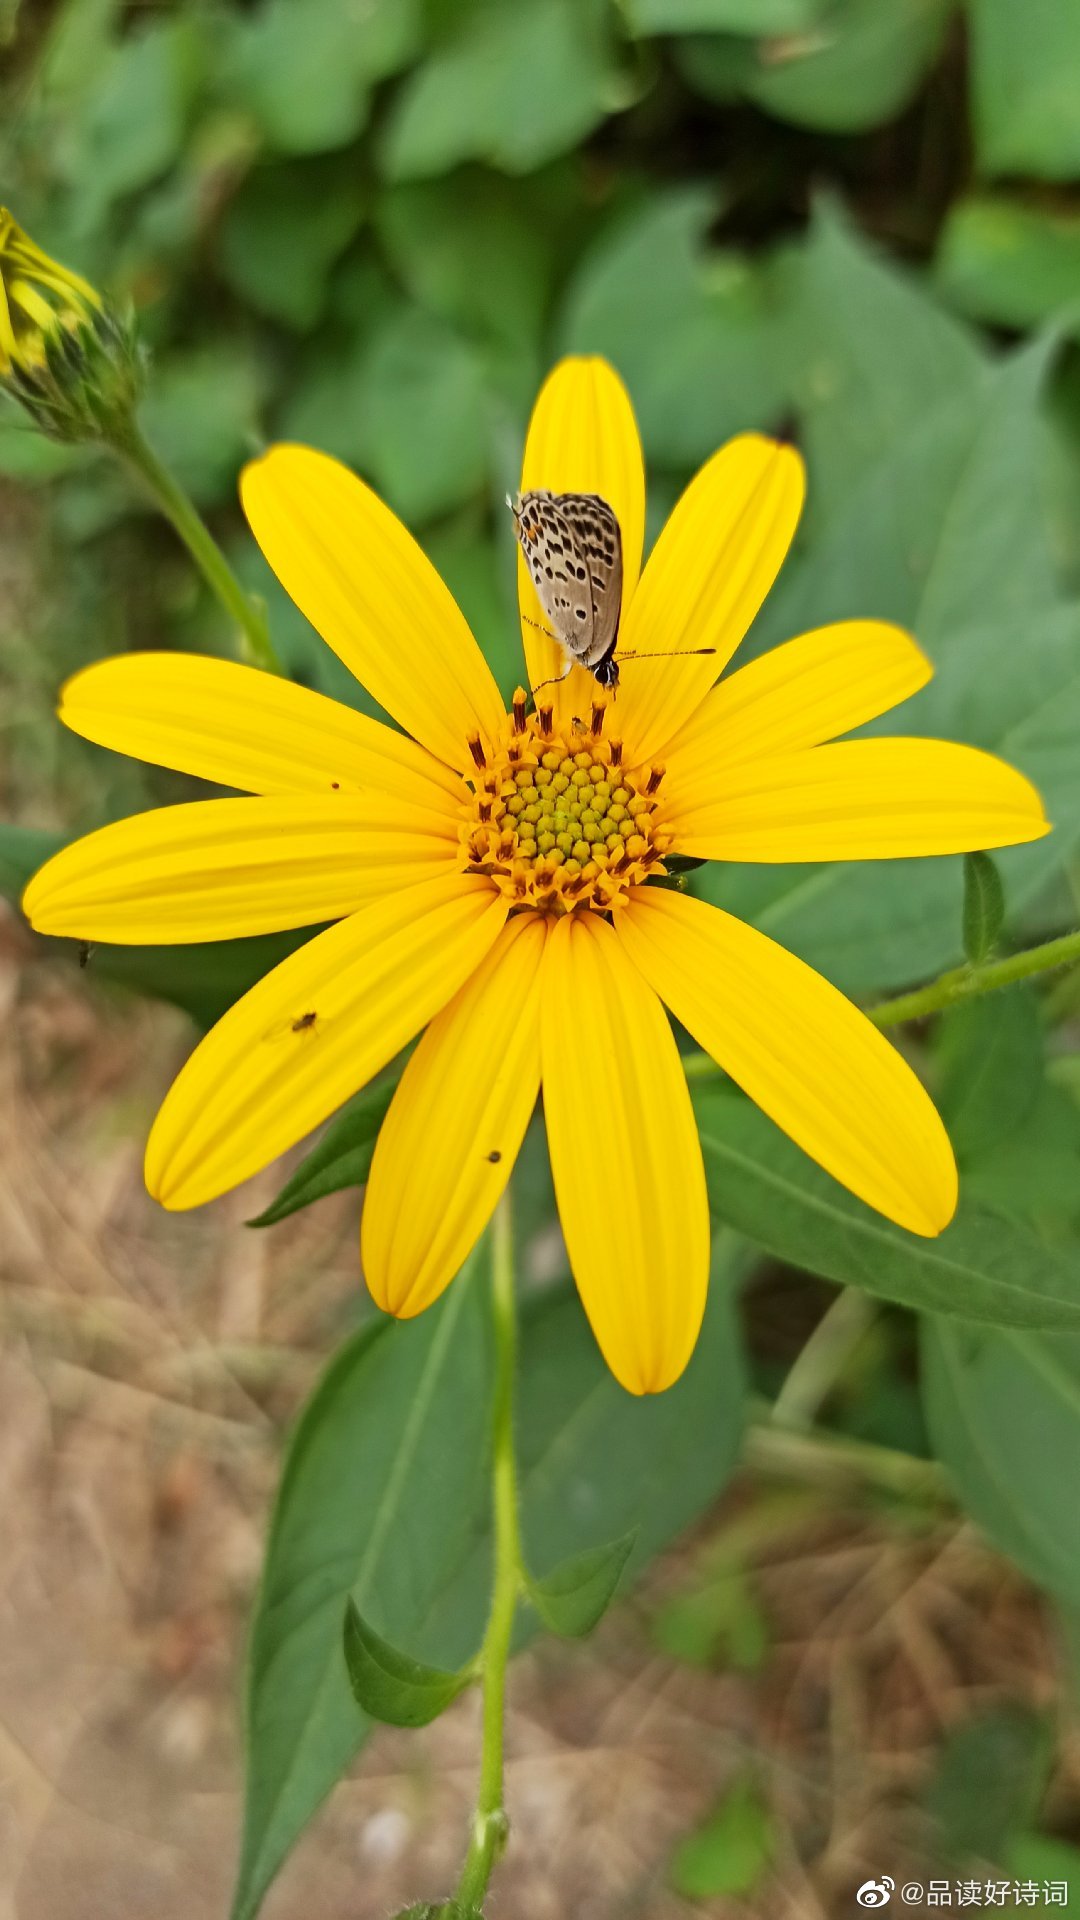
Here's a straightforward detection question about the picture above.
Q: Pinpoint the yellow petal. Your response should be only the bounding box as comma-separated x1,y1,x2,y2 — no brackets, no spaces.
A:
241,445,505,773
362,914,546,1317
617,887,957,1237
518,356,645,731
145,872,506,1210
541,912,709,1395
22,794,458,943
670,738,1051,862
662,621,933,809
58,652,463,806
616,434,805,767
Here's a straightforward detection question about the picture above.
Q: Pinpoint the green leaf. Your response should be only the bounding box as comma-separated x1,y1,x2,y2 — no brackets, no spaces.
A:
218,158,365,330
630,0,823,30
695,1086,1080,1329
342,1600,473,1727
923,1705,1053,1868
938,990,1043,1162
231,1238,747,1920
137,346,268,508
706,328,1069,999
380,0,620,180
231,1262,494,1920
559,190,789,466
526,1531,635,1637
961,852,1006,965
248,1079,397,1226
968,0,1080,181
776,200,985,534
69,15,201,211
285,305,491,524
1008,1833,1080,1886
670,1775,775,1899
937,197,1080,334
735,0,953,133
222,0,420,156
921,1317,1080,1601
377,173,554,354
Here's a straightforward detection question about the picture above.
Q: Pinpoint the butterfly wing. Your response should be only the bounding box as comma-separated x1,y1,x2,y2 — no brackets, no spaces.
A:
556,494,623,670
514,489,595,665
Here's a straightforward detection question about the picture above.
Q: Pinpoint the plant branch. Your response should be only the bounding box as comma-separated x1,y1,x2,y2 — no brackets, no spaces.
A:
108,418,283,675
770,1288,877,1433
682,925,1080,1087
454,1190,521,1914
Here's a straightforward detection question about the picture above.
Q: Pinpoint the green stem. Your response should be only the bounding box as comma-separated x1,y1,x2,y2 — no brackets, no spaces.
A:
682,925,1080,1086
454,1190,522,1915
743,1396,949,1502
770,1288,876,1433
109,418,283,675
867,927,1080,1027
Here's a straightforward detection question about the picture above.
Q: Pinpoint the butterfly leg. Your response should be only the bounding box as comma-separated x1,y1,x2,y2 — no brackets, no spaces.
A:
529,658,576,698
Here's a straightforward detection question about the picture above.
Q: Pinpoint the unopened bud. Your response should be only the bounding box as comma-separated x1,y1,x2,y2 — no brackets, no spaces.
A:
0,210,144,444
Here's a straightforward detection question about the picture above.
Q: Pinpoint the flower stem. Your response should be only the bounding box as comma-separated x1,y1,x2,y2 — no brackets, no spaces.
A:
454,1190,522,1915
865,928,1080,1028
107,419,284,675
682,924,1080,1086
770,1288,877,1433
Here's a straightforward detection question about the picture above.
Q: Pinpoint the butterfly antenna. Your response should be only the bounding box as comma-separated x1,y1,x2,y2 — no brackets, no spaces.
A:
618,647,717,662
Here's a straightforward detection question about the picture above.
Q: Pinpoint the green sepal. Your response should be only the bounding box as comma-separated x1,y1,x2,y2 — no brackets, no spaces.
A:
962,851,1006,965
249,1078,399,1225
342,1598,475,1728
525,1530,636,1638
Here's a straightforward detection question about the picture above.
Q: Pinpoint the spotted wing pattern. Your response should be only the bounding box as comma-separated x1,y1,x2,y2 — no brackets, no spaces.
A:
512,490,623,671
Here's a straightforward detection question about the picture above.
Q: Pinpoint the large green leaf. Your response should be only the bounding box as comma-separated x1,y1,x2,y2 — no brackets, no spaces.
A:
379,0,620,180
137,345,269,508
559,190,789,466
286,304,492,525
231,1237,747,1920
936,197,1080,334
65,14,200,213
695,1087,1080,1328
376,174,554,355
921,1318,1080,1602
968,0,1080,181
679,0,954,133
777,202,984,533
630,0,824,31
700,332,1072,997
745,0,953,132
937,991,1044,1162
231,1266,494,1920
221,0,420,156
218,157,366,330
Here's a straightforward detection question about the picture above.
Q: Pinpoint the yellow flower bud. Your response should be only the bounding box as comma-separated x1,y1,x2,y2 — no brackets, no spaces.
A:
0,209,143,443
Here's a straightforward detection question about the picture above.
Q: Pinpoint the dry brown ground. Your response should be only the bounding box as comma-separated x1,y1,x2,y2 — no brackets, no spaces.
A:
2,916,1078,1920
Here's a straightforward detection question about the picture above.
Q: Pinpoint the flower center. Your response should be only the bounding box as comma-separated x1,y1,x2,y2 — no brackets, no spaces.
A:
459,689,673,915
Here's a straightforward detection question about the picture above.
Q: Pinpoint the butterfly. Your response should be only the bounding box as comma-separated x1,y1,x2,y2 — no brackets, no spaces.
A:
508,489,714,695
509,489,623,689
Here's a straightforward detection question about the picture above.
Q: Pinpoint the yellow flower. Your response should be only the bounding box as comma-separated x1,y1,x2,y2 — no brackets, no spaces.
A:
0,209,142,443
0,208,100,376
23,358,1050,1394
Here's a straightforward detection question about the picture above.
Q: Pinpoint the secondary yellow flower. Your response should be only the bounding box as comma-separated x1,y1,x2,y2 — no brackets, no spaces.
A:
23,358,1049,1394
0,208,99,376
0,210,143,443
